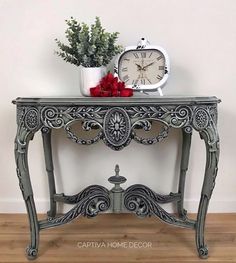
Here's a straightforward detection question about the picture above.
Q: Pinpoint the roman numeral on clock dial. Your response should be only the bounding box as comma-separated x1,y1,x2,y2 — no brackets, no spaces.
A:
157,55,164,61
133,52,139,59
141,52,146,58
123,75,129,82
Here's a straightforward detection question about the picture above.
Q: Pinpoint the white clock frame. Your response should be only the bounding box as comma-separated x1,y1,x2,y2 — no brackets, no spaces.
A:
114,43,170,96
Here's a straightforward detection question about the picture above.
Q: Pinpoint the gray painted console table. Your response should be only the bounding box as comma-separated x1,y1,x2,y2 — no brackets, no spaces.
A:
13,96,220,260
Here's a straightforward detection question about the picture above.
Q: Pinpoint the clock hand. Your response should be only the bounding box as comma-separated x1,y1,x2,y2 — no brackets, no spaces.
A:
143,62,155,70
135,63,142,71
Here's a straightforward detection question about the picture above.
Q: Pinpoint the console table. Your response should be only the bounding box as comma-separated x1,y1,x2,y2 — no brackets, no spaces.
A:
13,96,220,260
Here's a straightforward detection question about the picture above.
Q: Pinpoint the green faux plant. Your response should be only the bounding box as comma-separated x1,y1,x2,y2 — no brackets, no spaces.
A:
55,17,123,67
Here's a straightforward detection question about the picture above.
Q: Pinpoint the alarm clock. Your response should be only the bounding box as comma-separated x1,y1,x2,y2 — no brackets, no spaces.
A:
114,38,170,95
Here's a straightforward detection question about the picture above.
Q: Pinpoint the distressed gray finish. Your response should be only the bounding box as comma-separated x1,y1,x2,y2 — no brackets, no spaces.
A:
108,165,127,213
41,127,57,218
13,96,220,259
177,129,192,219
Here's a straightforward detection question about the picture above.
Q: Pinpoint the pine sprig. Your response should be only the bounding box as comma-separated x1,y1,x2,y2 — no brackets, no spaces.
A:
55,17,123,67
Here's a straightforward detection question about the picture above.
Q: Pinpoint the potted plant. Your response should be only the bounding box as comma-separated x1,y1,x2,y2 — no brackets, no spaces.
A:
55,17,123,96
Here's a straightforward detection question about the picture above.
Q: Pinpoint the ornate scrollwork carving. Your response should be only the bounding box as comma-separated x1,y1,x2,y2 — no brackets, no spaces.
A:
125,184,181,204
65,120,103,145
184,126,193,133
66,106,107,119
126,105,192,128
40,185,110,229
124,184,180,224
54,185,108,204
209,105,218,125
14,133,34,200
132,120,169,145
126,106,169,119
41,107,66,128
124,184,195,229
16,103,219,151
16,107,25,126
170,105,193,128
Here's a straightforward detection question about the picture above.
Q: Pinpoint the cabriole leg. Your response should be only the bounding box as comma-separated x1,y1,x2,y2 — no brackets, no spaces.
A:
15,132,39,260
196,129,219,259
177,129,192,219
41,127,57,218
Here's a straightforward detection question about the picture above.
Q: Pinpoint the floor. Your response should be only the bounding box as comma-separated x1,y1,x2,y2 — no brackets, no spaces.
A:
0,213,235,263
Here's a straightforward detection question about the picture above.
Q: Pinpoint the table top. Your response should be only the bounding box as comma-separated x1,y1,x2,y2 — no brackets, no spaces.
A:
12,96,221,106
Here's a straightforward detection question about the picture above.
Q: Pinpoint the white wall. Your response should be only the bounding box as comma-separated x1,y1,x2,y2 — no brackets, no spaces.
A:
0,0,236,213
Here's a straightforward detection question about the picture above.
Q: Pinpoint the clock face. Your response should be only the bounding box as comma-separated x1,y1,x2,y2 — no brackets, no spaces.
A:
118,49,166,86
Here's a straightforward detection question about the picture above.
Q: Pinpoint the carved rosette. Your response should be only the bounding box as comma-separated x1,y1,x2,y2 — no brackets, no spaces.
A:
24,108,40,131
193,107,209,130
103,107,131,150
192,106,219,149
15,106,42,139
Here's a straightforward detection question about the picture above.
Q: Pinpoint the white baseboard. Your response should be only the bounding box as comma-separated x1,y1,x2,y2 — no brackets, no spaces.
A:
184,200,236,213
0,200,236,213
0,199,236,213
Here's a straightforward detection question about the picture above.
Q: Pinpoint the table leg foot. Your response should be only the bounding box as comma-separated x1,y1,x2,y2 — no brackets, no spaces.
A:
178,208,188,220
26,246,38,260
47,210,56,219
198,246,208,259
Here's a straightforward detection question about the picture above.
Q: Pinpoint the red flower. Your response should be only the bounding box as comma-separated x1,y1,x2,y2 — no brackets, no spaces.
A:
101,90,111,97
90,73,133,97
90,86,101,97
120,88,133,97
117,81,125,91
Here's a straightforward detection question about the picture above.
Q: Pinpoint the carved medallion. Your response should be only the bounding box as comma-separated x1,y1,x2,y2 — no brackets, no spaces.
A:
24,108,40,131
193,108,209,130
104,107,131,148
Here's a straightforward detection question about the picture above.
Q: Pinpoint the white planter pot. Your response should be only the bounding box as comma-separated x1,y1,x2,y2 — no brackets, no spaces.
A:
79,66,106,96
